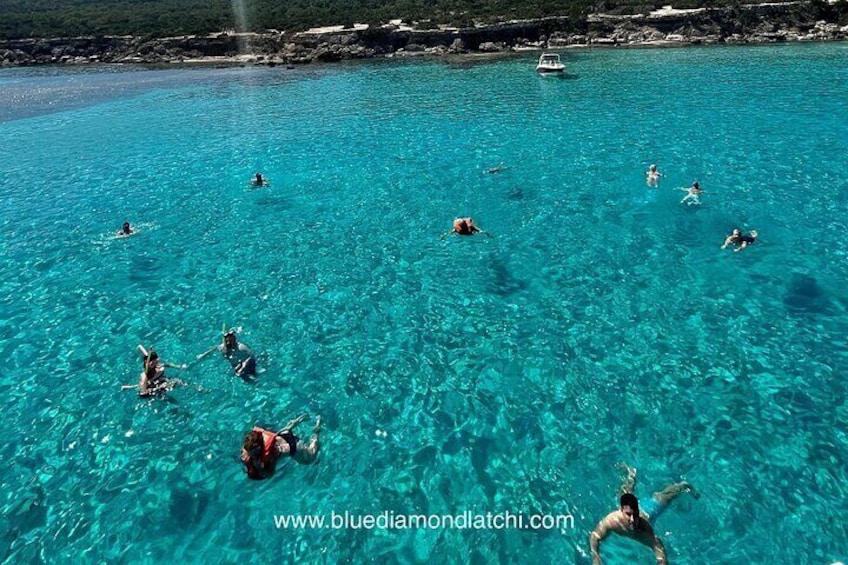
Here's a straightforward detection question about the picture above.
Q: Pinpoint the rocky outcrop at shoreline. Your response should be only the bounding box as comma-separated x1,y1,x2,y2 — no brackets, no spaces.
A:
1,2,846,67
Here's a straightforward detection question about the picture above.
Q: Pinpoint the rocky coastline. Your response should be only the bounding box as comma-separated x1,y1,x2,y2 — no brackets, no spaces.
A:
1,2,846,67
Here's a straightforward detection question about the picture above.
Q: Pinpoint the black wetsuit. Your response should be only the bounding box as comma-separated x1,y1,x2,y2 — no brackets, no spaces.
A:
280,430,298,456
223,342,257,376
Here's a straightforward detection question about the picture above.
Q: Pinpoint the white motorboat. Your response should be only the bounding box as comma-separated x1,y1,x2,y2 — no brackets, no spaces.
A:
536,53,565,74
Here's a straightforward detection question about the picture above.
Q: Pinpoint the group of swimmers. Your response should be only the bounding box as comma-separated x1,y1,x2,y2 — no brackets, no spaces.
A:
584,164,764,561
112,163,742,547
646,164,759,252
443,165,745,561
124,325,318,479
112,172,497,475
443,164,758,253
130,328,257,394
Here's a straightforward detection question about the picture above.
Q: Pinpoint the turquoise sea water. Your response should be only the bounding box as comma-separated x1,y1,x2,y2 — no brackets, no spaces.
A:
1,43,847,564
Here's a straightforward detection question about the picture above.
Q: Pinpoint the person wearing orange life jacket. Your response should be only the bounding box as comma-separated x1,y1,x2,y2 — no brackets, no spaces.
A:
241,414,321,480
440,217,492,240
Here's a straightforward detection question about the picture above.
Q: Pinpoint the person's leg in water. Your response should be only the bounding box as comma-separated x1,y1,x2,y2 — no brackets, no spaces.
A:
616,462,638,497
292,415,321,465
641,480,699,522
653,481,699,506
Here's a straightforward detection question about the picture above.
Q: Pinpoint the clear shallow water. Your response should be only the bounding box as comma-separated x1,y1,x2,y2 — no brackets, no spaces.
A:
1,44,847,564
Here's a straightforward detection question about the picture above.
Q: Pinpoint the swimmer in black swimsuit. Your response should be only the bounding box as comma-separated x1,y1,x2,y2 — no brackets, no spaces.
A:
487,161,505,174
117,221,134,236
722,228,759,252
249,172,269,187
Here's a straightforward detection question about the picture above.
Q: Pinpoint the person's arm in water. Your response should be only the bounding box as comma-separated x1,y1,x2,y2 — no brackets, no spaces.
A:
233,354,254,377
633,522,667,565
233,343,256,376
138,371,150,395
721,235,734,249
589,513,613,565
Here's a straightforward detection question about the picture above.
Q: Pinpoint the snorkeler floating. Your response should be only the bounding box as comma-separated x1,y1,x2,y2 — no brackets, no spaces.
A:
721,228,758,252
197,328,257,378
589,463,698,565
440,217,492,240
241,414,321,480
125,344,187,397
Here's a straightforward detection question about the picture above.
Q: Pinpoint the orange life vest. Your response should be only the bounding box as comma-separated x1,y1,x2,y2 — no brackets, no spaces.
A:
454,218,474,235
256,427,278,465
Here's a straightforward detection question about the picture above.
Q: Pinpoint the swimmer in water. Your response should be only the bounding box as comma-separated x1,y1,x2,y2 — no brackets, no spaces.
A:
721,228,758,252
440,217,492,239
240,414,322,480
680,181,705,205
134,345,187,397
221,329,257,378
249,172,268,187
646,164,661,187
487,161,505,174
117,221,134,236
196,328,257,379
589,463,698,565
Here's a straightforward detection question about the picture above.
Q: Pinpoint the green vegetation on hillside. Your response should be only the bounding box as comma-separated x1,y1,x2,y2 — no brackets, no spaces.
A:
0,0,845,40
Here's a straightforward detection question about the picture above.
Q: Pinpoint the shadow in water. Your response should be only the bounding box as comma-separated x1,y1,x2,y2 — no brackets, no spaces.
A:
784,273,830,315
488,256,528,296
170,487,211,530
507,187,526,201
538,72,579,80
